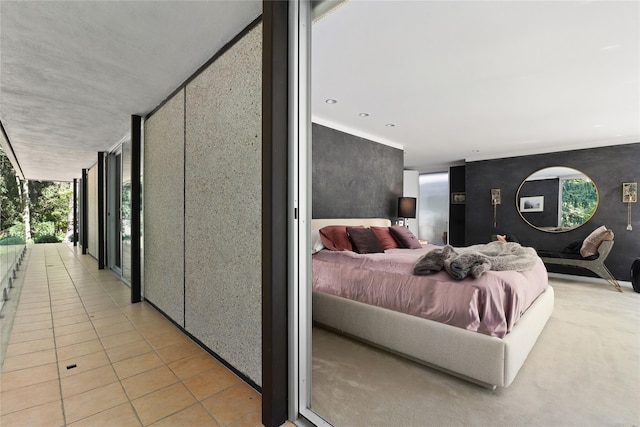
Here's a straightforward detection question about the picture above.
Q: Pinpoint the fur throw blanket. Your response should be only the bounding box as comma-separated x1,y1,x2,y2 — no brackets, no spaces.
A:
413,241,539,280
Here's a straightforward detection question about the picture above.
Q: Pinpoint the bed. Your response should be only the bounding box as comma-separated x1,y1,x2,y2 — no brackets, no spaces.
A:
311,218,554,388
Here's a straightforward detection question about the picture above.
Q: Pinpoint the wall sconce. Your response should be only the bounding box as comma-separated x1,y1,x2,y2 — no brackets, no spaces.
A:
491,189,501,228
398,197,417,228
622,182,637,231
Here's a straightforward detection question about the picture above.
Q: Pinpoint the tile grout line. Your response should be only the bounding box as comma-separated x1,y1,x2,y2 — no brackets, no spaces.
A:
56,243,146,427
59,248,231,426
43,246,69,427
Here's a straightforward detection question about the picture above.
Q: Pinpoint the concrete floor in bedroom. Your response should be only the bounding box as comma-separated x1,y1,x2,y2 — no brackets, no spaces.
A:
0,243,295,427
311,277,640,427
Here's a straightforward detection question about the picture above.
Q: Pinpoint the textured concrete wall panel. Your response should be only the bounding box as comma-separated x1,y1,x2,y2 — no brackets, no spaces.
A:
184,24,262,385
143,90,185,325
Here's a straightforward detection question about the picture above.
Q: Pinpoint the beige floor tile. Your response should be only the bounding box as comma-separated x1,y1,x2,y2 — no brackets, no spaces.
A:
106,339,153,363
61,364,118,397
132,383,197,426
14,306,52,317
0,363,59,392
50,295,80,304
149,403,217,427
63,382,129,424
8,328,54,344
17,301,50,309
10,320,52,333
202,383,261,427
91,314,130,328
4,337,55,357
51,297,82,307
58,351,111,378
51,302,83,312
155,339,201,364
1,349,57,372
168,350,225,380
56,339,104,361
54,321,94,337
54,313,91,327
0,379,60,415
66,402,142,427
0,400,64,427
87,307,123,320
136,326,182,347
55,328,99,347
144,328,192,349
227,409,262,427
52,307,87,319
120,303,164,320
184,366,242,401
12,312,52,324
100,329,144,349
94,321,135,338
3,245,265,427
113,351,164,379
121,365,180,400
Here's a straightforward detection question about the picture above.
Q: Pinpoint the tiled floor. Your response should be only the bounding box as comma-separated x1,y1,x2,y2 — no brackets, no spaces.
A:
0,243,266,426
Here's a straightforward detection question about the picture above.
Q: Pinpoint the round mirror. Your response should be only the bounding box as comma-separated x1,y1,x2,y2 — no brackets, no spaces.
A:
516,166,598,232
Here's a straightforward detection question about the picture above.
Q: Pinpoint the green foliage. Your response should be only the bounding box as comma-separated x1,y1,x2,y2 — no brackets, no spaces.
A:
0,236,25,245
7,223,25,239
34,234,61,244
32,221,55,239
29,182,72,235
0,148,23,230
561,178,598,227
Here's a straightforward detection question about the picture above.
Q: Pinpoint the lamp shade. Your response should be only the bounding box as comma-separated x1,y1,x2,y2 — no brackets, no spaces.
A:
398,197,417,218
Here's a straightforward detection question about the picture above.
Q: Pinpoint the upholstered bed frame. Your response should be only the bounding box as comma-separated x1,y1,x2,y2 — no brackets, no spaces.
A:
311,218,555,388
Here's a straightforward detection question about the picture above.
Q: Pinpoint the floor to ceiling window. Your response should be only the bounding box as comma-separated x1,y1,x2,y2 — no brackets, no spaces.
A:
418,172,449,245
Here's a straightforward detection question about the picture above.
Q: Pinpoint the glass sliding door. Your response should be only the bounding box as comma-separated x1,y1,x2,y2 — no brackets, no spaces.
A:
107,149,123,279
290,0,319,424
121,137,133,285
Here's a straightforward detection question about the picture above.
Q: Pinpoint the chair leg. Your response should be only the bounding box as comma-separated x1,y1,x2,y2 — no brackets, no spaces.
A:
589,263,622,292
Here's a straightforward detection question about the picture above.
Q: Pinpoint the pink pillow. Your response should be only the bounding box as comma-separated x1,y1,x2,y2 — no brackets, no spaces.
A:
580,226,614,257
319,225,363,251
370,226,399,250
389,225,422,249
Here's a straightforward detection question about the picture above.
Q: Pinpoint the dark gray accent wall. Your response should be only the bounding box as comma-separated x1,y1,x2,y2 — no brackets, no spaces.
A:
312,123,403,219
465,143,640,281
448,165,466,246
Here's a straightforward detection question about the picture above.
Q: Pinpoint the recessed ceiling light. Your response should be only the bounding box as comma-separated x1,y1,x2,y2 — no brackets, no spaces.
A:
325,99,337,104
385,123,395,127
359,113,370,117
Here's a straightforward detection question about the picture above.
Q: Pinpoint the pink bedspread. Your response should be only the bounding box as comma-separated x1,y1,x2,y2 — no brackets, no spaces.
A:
312,244,549,338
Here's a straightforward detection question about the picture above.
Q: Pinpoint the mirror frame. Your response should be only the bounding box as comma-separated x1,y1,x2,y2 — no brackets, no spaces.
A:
516,166,599,233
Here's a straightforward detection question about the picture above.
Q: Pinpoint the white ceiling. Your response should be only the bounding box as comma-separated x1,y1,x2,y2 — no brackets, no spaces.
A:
1,1,638,182
312,0,640,173
0,1,261,181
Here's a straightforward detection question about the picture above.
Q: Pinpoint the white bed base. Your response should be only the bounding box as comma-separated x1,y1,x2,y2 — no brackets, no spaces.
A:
311,218,555,388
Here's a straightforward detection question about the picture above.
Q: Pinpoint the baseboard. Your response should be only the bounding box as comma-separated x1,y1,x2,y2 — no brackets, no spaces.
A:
547,272,631,287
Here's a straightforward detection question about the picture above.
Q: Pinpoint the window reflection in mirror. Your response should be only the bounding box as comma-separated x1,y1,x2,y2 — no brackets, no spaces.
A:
516,166,598,232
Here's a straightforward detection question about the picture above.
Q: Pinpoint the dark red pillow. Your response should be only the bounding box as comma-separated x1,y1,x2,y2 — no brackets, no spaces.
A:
347,227,384,254
389,225,422,249
319,225,362,251
370,226,399,250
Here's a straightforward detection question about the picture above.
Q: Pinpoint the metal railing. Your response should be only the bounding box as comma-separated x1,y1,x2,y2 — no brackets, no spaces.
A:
0,233,26,311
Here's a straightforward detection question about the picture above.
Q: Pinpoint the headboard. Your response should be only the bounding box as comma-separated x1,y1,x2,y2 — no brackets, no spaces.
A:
311,218,392,230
